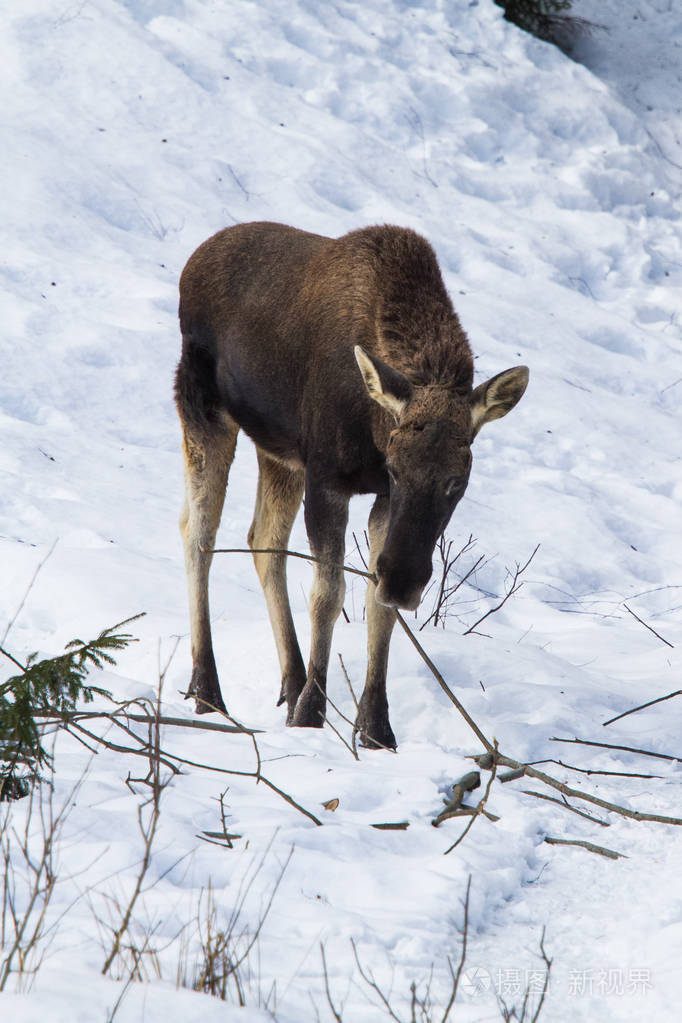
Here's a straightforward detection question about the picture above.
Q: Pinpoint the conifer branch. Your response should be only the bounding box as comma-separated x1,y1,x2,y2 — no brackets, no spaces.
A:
0,615,144,799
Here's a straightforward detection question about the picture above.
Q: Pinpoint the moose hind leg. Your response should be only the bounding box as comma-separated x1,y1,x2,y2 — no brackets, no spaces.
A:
248,449,306,724
179,416,238,714
356,495,398,749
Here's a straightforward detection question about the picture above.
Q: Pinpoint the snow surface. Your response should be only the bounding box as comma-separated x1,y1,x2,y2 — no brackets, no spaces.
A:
1,0,681,1020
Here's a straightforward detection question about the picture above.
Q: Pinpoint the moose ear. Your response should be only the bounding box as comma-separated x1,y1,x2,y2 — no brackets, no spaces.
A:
354,345,413,422
471,366,529,437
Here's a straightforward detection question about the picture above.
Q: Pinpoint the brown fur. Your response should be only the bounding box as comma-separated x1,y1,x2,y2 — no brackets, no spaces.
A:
175,222,528,747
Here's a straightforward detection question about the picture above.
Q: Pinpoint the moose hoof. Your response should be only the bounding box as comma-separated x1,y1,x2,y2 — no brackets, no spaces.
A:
194,696,227,716
187,669,227,716
278,671,306,715
290,689,325,729
356,716,397,751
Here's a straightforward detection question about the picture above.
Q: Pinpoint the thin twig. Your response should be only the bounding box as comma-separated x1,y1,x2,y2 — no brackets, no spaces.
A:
351,531,369,571
463,544,539,636
315,681,359,761
0,646,27,673
440,874,471,1022
443,754,498,855
419,535,479,631
521,789,610,827
394,611,493,752
550,736,681,764
101,680,171,977
209,546,373,582
166,750,322,826
532,929,552,1023
351,938,404,1023
2,540,59,646
528,758,663,780
320,943,344,1023
68,721,182,775
623,603,674,648
603,688,682,727
337,653,359,711
57,705,321,827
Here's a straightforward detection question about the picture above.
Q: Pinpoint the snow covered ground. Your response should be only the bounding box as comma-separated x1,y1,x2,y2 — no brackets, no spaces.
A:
1,0,681,1019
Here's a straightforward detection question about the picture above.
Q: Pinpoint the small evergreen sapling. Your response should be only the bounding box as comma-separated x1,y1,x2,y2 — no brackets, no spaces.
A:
0,614,143,800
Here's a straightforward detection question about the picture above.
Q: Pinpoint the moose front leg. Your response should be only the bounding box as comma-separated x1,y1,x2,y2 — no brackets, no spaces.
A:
356,495,398,749
292,484,348,729
248,449,306,724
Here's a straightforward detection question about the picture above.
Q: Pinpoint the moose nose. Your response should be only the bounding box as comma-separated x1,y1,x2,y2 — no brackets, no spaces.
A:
375,554,427,611
375,581,422,611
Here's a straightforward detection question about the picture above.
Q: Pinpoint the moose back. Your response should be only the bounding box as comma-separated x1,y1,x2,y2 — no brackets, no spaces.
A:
175,222,528,748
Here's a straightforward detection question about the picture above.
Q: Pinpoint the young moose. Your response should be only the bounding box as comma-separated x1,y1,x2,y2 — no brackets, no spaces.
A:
175,222,528,748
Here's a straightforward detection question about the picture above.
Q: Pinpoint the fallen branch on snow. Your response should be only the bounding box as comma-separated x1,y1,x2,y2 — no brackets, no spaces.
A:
603,687,682,727
474,751,682,827
544,836,625,861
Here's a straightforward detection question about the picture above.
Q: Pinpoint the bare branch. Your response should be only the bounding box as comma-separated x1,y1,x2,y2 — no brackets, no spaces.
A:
0,646,27,673
544,836,626,861
603,688,682,727
497,926,552,1023
622,603,674,648
432,771,481,827
101,681,172,978
474,752,682,827
527,758,663,780
337,653,359,711
419,534,479,631
55,700,322,827
198,790,241,849
440,874,471,1022
463,544,540,637
36,708,262,736
394,611,493,752
443,755,498,855
315,680,359,761
532,929,552,1023
208,546,373,582
2,540,58,646
520,789,610,827
351,938,404,1023
370,821,410,831
320,943,344,1023
550,736,681,764
351,531,369,571
169,750,322,827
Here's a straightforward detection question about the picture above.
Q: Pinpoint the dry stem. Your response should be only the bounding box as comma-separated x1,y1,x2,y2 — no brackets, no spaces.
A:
603,688,682,727
100,683,171,978
463,544,539,637
622,603,674,648
544,836,625,861
443,756,498,855
550,735,681,764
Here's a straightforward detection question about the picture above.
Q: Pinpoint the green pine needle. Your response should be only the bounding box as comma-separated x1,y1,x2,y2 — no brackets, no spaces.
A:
0,613,145,800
